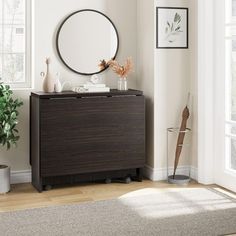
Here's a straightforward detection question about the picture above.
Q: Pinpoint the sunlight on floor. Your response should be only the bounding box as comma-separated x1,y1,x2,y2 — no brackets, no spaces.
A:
213,187,236,199
118,187,236,219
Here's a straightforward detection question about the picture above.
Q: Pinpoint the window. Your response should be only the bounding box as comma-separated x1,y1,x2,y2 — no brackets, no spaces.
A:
0,0,31,88
225,0,236,172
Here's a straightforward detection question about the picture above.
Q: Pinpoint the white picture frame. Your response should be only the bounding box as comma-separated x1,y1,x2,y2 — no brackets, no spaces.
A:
156,7,189,49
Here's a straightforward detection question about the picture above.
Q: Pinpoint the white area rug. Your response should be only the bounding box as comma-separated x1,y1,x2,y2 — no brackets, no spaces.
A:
0,188,236,236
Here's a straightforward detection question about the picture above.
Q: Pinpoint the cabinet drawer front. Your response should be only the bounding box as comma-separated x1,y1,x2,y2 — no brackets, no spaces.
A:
40,96,145,177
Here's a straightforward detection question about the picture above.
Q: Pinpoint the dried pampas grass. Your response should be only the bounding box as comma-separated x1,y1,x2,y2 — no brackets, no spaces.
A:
108,57,133,78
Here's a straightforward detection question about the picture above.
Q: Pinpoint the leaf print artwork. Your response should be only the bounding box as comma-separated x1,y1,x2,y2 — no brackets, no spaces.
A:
165,12,183,43
157,7,188,48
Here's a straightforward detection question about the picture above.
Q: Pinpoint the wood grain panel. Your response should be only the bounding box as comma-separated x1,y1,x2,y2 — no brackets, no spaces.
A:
30,96,42,191
31,89,143,99
30,90,146,191
40,96,145,177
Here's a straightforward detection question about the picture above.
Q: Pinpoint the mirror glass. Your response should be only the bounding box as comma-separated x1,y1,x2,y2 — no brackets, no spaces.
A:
56,10,119,75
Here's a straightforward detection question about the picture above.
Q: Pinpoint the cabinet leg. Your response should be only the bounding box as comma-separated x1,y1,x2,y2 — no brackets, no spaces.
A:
136,168,143,182
32,182,43,193
105,178,112,184
124,176,132,184
43,185,52,191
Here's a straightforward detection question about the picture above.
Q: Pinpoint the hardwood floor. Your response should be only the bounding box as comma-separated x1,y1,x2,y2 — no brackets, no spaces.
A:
0,180,233,213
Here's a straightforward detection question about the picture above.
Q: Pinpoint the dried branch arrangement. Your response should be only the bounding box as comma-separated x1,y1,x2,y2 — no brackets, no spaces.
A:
108,58,133,78
98,58,134,78
98,60,108,71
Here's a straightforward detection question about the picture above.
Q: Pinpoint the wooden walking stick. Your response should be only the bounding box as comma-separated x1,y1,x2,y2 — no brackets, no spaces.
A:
173,94,190,179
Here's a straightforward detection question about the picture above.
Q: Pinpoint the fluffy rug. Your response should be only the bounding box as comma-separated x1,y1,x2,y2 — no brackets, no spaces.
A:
1,188,236,236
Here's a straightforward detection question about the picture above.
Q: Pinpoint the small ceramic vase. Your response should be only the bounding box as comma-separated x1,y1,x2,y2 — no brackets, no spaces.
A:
41,58,55,93
54,72,70,93
54,72,62,93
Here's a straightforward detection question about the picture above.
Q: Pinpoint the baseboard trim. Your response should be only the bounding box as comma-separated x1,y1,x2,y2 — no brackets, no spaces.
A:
190,166,198,181
144,165,198,181
11,170,31,184
10,166,198,184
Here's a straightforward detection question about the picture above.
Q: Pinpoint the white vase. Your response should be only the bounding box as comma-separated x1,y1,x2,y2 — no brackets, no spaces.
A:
0,165,10,194
54,73,70,93
54,78,62,93
42,58,54,93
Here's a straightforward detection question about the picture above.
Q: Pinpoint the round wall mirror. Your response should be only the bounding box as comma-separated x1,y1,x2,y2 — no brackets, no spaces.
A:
56,9,119,76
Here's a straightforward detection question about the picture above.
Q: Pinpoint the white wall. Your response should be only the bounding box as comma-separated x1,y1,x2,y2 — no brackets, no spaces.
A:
155,0,196,170
189,0,198,168
0,0,138,172
137,0,155,167
137,0,198,179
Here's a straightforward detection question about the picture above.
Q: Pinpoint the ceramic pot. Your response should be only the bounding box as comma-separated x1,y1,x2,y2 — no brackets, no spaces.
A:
0,165,10,194
54,73,70,93
54,78,62,93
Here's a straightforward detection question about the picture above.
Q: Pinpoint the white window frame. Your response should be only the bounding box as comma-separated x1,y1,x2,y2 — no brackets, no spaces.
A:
198,0,236,192
224,0,236,175
197,0,215,184
0,0,32,89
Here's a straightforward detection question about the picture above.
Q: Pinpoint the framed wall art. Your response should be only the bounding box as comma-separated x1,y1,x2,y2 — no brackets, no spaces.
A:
156,7,188,49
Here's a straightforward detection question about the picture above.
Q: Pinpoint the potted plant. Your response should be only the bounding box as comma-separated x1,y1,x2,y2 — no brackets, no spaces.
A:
0,83,23,193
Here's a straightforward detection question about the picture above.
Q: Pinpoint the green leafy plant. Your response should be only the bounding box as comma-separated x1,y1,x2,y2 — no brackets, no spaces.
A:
165,13,183,43
0,83,23,149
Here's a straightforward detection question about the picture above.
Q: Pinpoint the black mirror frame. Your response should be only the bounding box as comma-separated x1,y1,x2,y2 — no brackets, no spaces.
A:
56,9,119,76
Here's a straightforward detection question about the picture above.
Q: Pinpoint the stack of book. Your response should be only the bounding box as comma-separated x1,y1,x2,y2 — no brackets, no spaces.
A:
73,83,110,93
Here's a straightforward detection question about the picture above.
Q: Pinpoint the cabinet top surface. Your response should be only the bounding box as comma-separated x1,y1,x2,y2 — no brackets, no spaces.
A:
31,89,143,98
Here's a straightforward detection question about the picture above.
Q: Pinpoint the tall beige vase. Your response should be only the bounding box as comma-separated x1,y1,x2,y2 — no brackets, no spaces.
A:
42,58,55,93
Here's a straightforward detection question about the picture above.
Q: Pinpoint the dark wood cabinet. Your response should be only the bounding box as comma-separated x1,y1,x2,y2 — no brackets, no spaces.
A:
30,89,145,192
